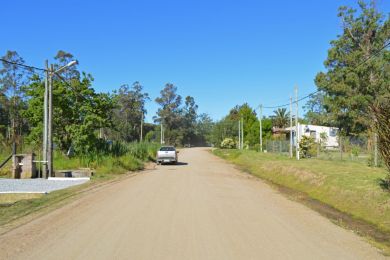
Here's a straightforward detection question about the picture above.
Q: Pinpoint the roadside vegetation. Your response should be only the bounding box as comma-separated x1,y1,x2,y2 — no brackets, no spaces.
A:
0,50,212,178
210,1,390,185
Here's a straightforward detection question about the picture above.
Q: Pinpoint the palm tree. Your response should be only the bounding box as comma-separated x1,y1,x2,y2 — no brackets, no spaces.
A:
272,108,290,128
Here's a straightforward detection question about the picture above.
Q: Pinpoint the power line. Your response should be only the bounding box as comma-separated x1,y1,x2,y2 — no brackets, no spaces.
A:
0,58,46,72
261,41,390,109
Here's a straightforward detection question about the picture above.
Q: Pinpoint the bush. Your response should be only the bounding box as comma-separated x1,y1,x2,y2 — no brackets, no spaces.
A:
299,136,316,158
127,142,159,161
220,138,236,149
373,97,390,186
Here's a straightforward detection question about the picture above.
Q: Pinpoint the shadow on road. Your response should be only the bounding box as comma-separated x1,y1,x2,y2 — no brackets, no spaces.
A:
159,162,188,166
175,162,188,166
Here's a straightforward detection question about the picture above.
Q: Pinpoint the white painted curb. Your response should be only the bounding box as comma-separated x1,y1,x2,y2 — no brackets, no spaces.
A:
0,191,47,194
48,177,90,181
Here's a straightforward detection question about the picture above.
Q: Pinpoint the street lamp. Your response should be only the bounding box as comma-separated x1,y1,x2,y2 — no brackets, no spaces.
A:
43,60,78,178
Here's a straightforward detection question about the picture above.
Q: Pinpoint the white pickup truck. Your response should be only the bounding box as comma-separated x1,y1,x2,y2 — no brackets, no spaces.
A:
156,146,178,165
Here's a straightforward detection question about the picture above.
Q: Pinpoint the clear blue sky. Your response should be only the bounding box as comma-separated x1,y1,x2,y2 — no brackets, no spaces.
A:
1,0,389,122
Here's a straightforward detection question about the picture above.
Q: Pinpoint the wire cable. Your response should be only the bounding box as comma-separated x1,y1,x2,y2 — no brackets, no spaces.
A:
0,58,46,72
261,41,390,109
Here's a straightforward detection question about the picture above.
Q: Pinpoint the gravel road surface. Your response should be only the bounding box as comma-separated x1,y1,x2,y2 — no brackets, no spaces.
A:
0,148,384,259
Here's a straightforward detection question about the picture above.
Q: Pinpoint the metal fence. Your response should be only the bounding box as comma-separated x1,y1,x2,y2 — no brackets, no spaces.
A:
263,135,383,166
265,140,290,155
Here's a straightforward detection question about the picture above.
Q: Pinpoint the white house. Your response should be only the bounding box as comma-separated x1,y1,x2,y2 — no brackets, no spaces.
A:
285,124,339,148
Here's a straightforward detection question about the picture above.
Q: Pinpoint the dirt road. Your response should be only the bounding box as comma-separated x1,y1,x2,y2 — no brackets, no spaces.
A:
0,148,385,259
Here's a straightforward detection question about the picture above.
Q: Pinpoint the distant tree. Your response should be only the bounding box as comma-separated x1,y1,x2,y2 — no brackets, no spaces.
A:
0,50,31,145
112,82,150,142
211,103,261,148
304,92,330,125
315,1,390,135
210,118,237,147
54,50,80,81
182,96,198,145
154,83,183,145
195,113,214,146
271,108,289,128
0,93,9,142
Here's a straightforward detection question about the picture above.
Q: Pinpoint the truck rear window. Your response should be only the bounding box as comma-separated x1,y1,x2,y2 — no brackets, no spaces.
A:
160,147,175,151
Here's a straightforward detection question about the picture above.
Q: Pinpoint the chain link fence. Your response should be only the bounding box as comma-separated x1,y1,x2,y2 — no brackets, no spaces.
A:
263,135,382,166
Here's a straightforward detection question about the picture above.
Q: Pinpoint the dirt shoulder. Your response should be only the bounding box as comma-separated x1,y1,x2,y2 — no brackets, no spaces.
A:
213,148,390,255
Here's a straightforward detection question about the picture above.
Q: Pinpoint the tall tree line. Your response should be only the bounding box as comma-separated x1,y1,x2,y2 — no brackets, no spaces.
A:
0,50,213,156
153,83,213,146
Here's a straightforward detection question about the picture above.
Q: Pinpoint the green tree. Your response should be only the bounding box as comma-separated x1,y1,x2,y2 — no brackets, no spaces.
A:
315,1,389,135
24,52,114,155
0,50,31,145
154,83,183,145
211,103,261,148
0,93,9,142
112,82,150,142
271,108,289,128
195,113,214,146
304,92,330,125
182,96,198,145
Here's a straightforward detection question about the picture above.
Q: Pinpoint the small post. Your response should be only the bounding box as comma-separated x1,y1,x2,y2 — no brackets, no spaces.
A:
339,135,343,160
289,97,293,158
140,112,144,142
295,86,300,160
374,133,378,167
238,120,241,149
259,105,263,152
160,123,163,145
241,117,244,149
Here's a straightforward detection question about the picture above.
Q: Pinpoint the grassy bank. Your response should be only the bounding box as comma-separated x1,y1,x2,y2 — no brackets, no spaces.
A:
1,142,159,179
213,149,390,250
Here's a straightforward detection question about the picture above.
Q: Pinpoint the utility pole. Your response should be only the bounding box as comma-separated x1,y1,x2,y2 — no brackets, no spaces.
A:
289,96,293,158
42,60,49,178
160,123,163,145
45,60,77,178
47,64,54,177
140,112,144,142
295,86,300,160
259,105,263,152
238,120,241,149
241,117,244,149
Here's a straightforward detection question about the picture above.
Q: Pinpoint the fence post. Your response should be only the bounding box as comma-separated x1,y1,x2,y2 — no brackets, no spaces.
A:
317,140,319,158
374,133,378,167
339,135,343,160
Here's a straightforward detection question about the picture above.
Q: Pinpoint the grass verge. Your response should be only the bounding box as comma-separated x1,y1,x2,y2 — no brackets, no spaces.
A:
213,149,390,254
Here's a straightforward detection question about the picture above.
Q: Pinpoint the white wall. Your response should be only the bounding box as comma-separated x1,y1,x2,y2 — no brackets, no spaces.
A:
286,124,339,148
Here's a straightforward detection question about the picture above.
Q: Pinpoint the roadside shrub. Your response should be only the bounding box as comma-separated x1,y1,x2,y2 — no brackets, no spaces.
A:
373,97,390,187
220,138,236,149
299,136,315,158
127,142,159,161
